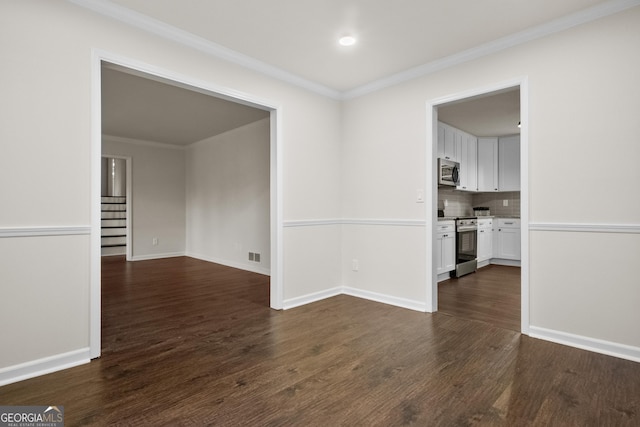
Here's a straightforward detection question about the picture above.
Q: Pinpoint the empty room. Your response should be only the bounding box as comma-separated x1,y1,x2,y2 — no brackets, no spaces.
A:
1,1,639,425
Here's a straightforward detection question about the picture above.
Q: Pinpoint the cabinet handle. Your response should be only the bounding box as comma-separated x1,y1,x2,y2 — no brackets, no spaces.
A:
504,222,514,225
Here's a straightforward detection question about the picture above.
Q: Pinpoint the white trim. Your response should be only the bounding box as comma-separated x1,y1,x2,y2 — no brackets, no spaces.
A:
91,49,284,359
0,226,90,238
68,0,340,100
283,287,342,310
186,252,270,276
0,348,90,387
130,252,185,262
90,50,102,359
519,81,530,335
283,219,343,227
270,110,284,309
69,0,639,101
529,222,640,234
490,259,522,267
342,219,426,227
342,0,640,99
529,326,640,363
283,286,427,313
283,219,425,227
103,134,186,150
343,287,428,312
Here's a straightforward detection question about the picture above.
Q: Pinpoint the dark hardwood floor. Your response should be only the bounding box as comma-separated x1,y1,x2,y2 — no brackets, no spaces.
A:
2,256,639,425
438,264,521,331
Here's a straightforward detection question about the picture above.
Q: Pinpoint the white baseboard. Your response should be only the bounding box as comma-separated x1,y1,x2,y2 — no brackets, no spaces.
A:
529,326,640,363
490,258,521,267
130,252,185,261
343,286,427,312
283,287,342,310
0,348,91,387
437,272,452,282
477,259,491,268
283,286,428,313
186,252,270,276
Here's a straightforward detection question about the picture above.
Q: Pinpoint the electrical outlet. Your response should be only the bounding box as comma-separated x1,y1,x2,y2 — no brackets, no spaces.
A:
444,199,449,207
503,199,509,207
352,259,359,271
416,189,424,203
152,237,158,246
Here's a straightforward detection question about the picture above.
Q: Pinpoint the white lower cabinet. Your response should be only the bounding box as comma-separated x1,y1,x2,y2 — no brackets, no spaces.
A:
477,218,493,263
436,221,456,277
495,218,521,260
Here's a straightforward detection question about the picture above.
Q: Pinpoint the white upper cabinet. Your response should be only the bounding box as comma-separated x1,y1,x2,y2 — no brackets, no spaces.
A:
437,122,458,161
438,123,520,193
498,135,520,191
477,137,499,192
456,132,477,192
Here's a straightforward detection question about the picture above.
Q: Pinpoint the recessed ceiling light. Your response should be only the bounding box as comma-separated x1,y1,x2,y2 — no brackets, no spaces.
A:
338,35,357,46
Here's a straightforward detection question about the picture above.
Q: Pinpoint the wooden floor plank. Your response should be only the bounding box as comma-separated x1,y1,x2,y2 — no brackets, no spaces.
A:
438,264,521,331
1,256,638,426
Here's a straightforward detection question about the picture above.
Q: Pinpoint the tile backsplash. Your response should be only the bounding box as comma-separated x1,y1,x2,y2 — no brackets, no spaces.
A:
473,191,521,216
438,188,474,217
438,188,520,217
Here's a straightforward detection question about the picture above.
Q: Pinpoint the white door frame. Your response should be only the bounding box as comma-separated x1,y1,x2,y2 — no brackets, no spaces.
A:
425,77,530,335
90,49,284,358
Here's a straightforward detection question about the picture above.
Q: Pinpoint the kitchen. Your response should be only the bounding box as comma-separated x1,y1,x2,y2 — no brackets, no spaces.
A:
435,88,521,331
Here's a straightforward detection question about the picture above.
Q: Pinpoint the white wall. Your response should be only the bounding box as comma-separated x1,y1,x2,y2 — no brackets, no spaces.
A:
186,119,270,274
341,7,640,355
0,0,342,380
103,137,186,259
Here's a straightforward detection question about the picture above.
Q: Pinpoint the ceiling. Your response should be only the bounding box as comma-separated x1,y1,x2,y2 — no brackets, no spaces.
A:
438,89,521,137
91,0,635,144
101,65,269,145
97,0,627,94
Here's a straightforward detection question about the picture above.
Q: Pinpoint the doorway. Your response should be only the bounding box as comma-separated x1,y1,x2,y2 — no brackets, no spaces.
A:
427,78,529,334
90,51,284,359
100,156,132,260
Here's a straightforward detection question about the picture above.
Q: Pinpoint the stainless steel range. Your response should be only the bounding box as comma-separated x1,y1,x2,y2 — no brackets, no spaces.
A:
455,217,478,277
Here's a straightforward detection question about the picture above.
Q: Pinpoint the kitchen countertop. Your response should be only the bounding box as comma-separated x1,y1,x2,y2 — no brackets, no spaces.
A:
438,215,520,221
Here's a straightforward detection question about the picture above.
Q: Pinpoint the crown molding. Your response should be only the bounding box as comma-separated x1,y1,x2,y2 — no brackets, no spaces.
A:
67,0,342,100
69,0,640,101
342,0,640,99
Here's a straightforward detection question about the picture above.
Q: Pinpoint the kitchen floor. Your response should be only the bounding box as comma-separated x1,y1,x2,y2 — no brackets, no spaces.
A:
438,264,521,331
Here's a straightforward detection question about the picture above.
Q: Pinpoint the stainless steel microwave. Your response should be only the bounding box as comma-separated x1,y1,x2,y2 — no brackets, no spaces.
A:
438,158,460,187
